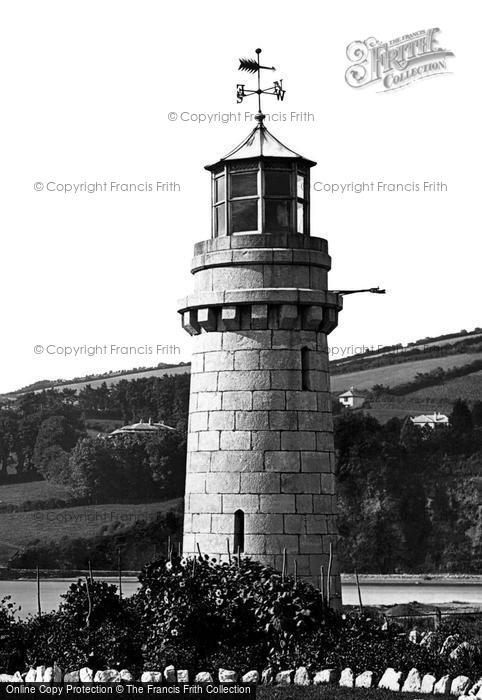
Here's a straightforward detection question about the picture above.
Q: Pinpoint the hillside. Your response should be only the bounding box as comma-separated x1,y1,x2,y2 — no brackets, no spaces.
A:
330,352,482,393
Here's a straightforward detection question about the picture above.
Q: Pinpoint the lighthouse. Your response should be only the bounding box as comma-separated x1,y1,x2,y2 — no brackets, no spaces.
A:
178,51,343,605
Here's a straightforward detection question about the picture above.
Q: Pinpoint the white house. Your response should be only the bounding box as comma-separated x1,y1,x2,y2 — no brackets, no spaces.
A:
410,412,449,429
338,387,366,409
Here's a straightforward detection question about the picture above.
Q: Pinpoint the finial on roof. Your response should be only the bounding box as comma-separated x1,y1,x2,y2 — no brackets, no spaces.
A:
237,48,286,123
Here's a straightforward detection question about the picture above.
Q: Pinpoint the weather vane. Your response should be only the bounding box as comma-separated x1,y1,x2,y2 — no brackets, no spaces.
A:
237,48,286,118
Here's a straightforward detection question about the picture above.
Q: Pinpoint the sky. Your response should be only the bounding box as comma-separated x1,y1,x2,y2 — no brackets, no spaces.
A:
1,0,480,393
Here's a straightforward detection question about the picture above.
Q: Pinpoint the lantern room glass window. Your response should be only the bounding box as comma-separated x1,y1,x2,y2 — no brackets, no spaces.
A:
211,161,309,236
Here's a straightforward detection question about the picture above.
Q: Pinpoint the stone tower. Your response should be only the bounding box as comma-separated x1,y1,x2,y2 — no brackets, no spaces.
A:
178,114,343,605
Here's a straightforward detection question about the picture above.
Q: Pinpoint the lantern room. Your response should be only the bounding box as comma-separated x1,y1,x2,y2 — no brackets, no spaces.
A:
205,117,316,238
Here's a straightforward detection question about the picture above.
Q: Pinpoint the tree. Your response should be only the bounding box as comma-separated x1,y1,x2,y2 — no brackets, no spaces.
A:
450,399,473,435
33,415,85,481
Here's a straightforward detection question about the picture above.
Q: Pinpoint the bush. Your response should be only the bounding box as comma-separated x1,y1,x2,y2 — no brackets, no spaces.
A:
134,554,340,672
21,579,143,673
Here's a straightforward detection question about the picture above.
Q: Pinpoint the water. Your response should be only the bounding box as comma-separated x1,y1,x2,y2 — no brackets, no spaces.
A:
1,578,481,618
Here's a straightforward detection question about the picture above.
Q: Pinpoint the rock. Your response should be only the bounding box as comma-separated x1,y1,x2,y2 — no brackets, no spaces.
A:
339,668,354,687
294,667,310,686
261,668,274,685
402,668,422,693
11,672,23,683
378,668,403,691
433,675,451,694
409,629,419,644
476,684,482,700
64,671,80,683
355,671,373,688
440,634,460,656
53,664,62,683
468,678,482,696
177,670,189,684
43,667,53,683
35,666,46,682
276,671,293,685
120,670,133,682
195,673,213,683
450,676,471,695
241,671,259,684
313,669,337,685
79,668,94,683
219,669,237,683
164,665,176,683
141,672,163,682
25,668,36,683
94,670,121,683
450,642,473,662
420,631,436,647
420,673,436,694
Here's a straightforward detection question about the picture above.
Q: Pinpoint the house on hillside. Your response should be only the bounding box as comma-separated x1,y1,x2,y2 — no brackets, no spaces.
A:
107,417,176,438
410,412,449,429
338,387,366,409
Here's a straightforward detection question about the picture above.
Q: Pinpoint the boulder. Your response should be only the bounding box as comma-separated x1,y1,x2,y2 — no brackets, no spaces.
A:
25,668,37,683
420,673,436,694
355,671,373,688
476,684,482,700
177,671,189,684
53,664,62,683
275,670,293,685
63,671,80,683
294,667,310,686
433,675,451,694
219,669,237,684
261,668,274,685
79,668,94,683
339,668,354,687
195,673,213,683
0,675,16,682
378,668,403,691
11,672,24,683
94,670,121,683
450,676,470,696
120,670,133,682
402,668,422,693
164,665,176,683
35,666,46,682
313,669,337,685
43,668,53,683
141,672,163,683
241,671,259,684
440,634,460,656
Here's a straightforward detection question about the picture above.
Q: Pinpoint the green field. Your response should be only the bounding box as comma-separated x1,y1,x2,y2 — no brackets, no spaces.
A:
0,498,182,566
0,480,73,507
330,352,482,393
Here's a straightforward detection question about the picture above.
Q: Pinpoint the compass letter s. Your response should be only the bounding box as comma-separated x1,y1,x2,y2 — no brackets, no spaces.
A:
236,84,246,103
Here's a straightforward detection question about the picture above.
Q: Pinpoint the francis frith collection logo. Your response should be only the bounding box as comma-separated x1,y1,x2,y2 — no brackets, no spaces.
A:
345,28,454,91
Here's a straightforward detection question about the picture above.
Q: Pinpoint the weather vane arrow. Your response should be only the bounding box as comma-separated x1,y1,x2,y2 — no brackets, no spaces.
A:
236,48,286,117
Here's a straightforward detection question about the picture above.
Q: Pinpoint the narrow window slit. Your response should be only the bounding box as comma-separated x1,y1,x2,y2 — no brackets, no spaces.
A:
234,509,244,554
301,346,310,390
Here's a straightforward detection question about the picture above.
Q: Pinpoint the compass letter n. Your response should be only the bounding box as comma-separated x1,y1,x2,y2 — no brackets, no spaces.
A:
273,80,286,101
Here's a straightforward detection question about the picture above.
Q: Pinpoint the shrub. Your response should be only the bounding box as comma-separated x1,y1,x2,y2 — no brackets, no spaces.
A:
134,554,340,672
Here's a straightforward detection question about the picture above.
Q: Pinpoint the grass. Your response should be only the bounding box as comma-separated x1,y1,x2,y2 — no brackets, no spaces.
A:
405,370,482,401
0,480,73,507
330,352,482,392
0,497,182,565
257,689,452,700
